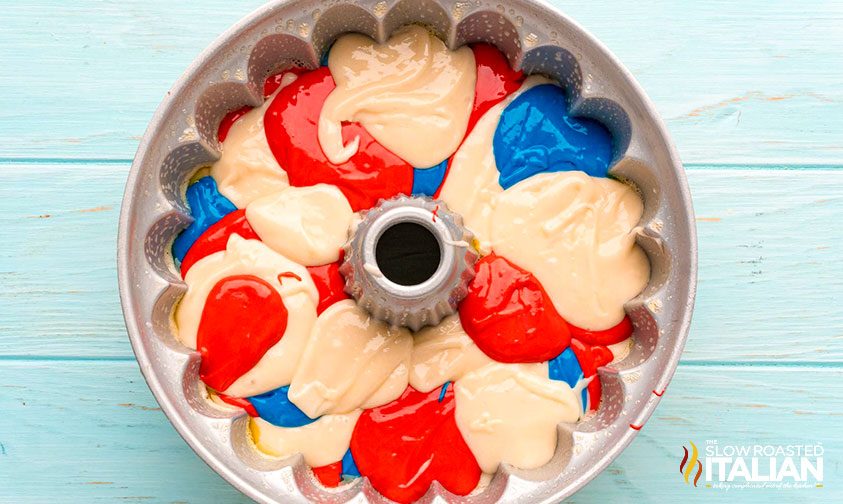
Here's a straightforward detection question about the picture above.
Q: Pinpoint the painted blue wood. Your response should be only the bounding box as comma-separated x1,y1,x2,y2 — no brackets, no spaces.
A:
0,162,130,358
1,1,841,502
0,1,841,162
0,361,249,503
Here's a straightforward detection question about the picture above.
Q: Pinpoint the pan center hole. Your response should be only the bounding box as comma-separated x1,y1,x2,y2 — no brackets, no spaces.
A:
375,222,441,286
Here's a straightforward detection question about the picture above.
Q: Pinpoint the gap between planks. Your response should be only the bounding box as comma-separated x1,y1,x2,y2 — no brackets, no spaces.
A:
3,158,843,170
1,355,841,369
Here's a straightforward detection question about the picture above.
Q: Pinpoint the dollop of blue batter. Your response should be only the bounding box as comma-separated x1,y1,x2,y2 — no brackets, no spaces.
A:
247,385,319,428
438,381,451,402
320,46,331,67
172,176,237,262
412,160,448,197
493,84,613,188
341,449,360,478
548,347,588,412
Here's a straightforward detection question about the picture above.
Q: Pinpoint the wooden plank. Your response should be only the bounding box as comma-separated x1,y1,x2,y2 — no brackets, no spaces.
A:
0,360,249,503
565,1,843,165
0,0,264,161
0,1,841,162
0,163,130,358
689,169,843,363
1,163,842,362
0,361,839,502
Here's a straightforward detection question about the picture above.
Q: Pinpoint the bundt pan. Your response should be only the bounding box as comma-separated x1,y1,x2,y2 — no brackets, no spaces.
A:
117,0,697,502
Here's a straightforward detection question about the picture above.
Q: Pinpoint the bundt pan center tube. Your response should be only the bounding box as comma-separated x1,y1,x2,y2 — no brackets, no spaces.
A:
341,196,478,332
117,0,697,502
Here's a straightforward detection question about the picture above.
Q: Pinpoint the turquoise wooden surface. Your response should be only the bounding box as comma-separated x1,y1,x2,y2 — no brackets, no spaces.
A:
0,1,840,503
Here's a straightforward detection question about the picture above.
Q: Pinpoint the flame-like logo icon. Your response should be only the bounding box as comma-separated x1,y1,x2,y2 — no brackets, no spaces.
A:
680,441,703,487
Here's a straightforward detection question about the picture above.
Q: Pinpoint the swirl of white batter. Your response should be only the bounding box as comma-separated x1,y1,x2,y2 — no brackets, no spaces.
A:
318,25,476,168
288,300,413,418
250,411,361,467
409,314,496,393
245,183,354,266
437,76,551,253
211,72,298,208
454,362,583,474
490,171,650,331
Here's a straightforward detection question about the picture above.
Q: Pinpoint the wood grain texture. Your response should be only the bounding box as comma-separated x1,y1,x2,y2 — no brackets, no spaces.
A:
0,360,247,503
0,163,129,358
2,163,841,362
0,361,839,503
690,169,843,362
0,0,841,162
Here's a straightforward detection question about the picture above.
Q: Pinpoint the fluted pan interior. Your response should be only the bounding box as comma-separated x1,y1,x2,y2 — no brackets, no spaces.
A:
118,1,697,502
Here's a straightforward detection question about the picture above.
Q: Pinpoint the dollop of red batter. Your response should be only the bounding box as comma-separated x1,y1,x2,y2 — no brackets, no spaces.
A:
568,317,633,410
459,254,571,363
466,43,524,133
568,316,633,347
306,250,350,315
217,393,259,417
311,461,343,488
180,209,259,278
217,106,253,143
217,69,312,144
569,339,614,410
197,275,288,392
264,67,414,211
350,385,481,503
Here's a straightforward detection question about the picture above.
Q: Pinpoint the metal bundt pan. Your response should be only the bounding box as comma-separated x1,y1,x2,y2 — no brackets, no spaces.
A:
117,0,697,502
